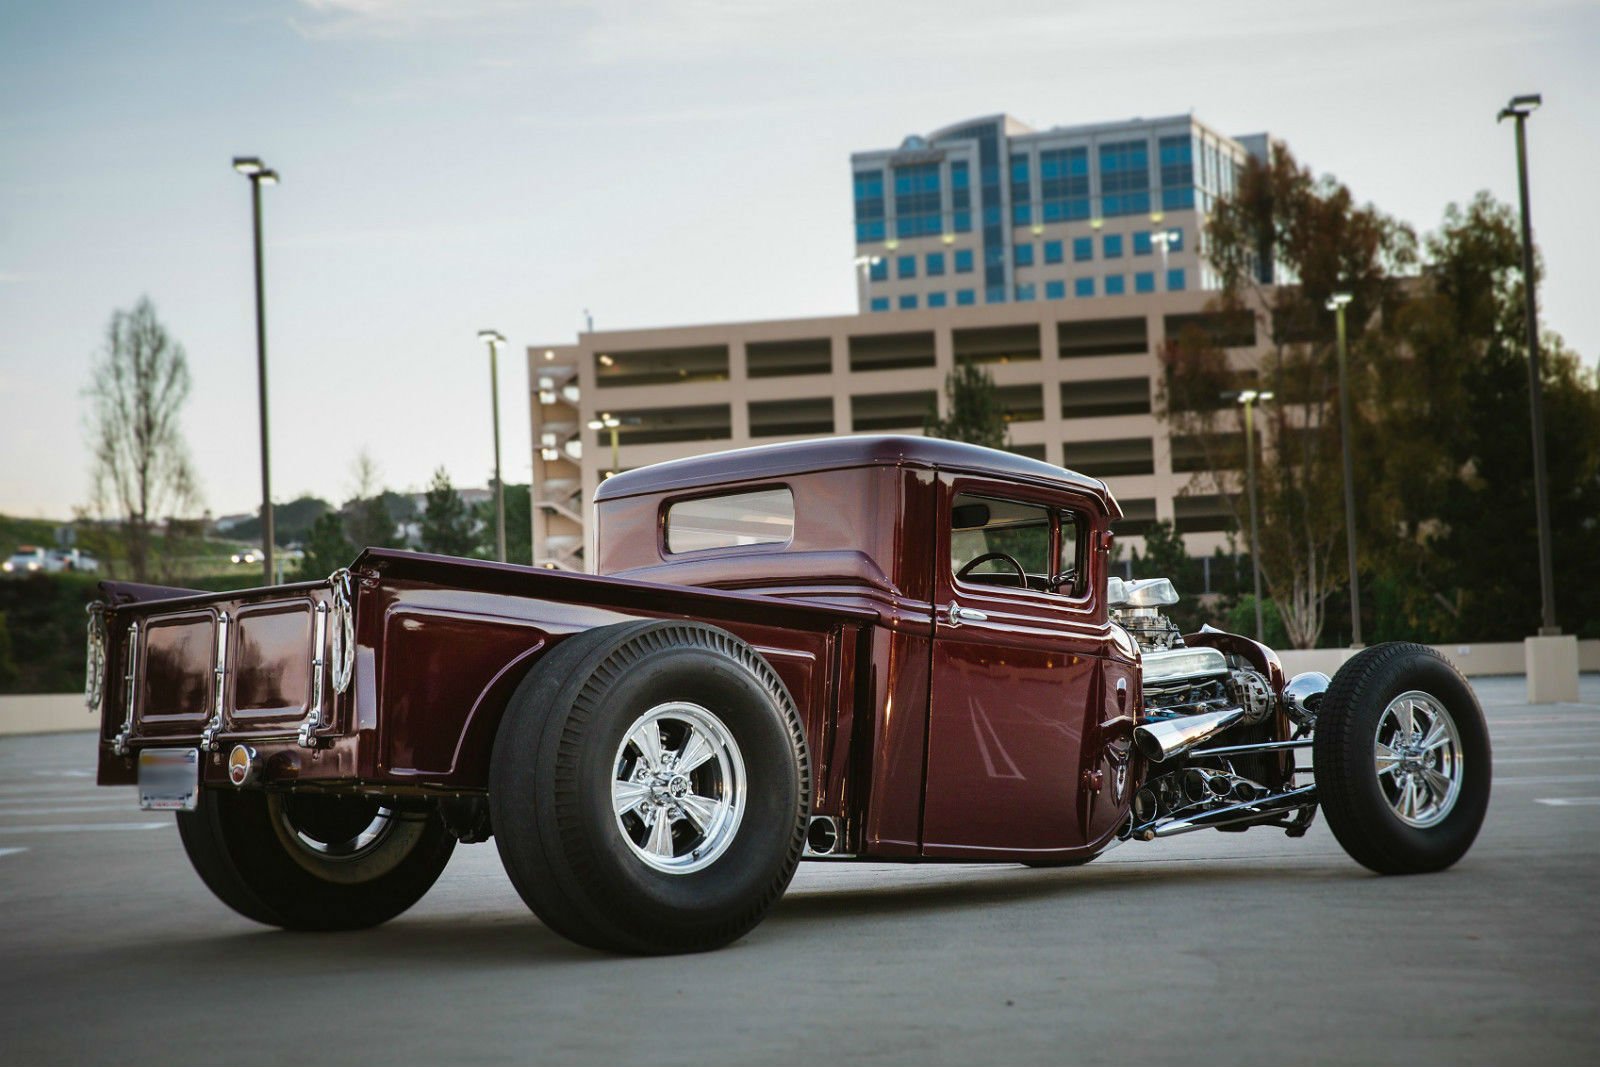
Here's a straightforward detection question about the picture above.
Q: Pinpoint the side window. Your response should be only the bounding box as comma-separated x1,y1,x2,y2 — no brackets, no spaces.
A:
665,487,795,554
950,492,1085,597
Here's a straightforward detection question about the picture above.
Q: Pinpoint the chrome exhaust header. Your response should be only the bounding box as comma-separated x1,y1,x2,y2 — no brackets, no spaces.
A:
1133,706,1246,763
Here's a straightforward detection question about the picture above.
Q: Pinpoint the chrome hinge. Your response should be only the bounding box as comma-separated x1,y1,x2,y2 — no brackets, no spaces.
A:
200,612,231,752
111,621,140,756
298,601,330,748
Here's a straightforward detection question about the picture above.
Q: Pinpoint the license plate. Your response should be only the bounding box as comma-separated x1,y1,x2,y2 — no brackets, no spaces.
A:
138,748,200,811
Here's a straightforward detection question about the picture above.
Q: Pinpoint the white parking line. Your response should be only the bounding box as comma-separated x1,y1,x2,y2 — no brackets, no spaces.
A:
0,847,26,859
1495,755,1600,764
0,795,103,809
1535,797,1600,807
0,805,145,816
0,822,166,835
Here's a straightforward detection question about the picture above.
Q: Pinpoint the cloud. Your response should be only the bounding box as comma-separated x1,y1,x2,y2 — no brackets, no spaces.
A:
288,0,536,40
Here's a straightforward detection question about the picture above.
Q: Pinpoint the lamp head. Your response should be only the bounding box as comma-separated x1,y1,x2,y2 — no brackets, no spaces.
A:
1325,292,1353,311
232,157,263,175
1498,93,1542,122
478,329,505,346
1236,389,1259,405
257,169,279,186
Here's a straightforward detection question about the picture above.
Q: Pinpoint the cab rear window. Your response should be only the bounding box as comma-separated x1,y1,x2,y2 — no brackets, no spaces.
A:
666,488,795,554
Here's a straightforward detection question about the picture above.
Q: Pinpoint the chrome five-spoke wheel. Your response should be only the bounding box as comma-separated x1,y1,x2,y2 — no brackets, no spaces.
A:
612,701,747,874
1374,690,1463,828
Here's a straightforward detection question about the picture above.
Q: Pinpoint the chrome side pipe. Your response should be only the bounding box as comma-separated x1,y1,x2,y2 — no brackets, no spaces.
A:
1144,784,1318,839
1133,706,1245,763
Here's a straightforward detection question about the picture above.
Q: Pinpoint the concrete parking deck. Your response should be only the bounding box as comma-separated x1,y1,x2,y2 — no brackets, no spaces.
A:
1,675,1596,1066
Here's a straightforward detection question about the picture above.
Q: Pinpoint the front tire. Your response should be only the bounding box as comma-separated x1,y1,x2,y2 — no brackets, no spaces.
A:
1313,643,1491,875
490,621,809,955
176,790,456,930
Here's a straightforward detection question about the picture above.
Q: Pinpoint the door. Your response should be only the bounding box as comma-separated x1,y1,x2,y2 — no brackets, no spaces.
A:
921,475,1114,857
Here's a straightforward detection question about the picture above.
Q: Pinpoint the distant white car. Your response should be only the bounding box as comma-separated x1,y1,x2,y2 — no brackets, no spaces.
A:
2,545,49,575
231,550,263,565
49,548,100,573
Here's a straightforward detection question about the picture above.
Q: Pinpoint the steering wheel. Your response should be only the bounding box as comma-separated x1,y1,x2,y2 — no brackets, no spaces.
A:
956,551,1027,586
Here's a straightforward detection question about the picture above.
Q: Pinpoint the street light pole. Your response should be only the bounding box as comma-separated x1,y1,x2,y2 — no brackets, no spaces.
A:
1499,93,1559,636
1327,292,1361,646
477,329,507,563
233,156,278,585
1236,389,1274,642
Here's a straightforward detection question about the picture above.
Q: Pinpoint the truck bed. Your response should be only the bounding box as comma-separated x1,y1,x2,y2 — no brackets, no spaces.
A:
94,550,876,820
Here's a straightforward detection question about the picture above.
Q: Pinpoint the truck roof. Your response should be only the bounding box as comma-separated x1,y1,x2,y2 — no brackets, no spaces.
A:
594,434,1120,517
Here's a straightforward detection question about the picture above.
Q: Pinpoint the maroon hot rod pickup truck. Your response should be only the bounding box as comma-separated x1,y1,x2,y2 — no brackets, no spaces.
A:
86,436,1490,954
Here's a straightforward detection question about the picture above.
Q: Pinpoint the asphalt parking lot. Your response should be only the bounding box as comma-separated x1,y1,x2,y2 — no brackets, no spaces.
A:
2,674,1596,1066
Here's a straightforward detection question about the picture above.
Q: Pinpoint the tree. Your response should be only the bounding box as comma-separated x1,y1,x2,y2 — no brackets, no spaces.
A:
85,297,201,580
343,450,400,550
419,468,478,557
1162,144,1415,647
1368,194,1600,640
478,482,531,564
298,512,355,578
925,363,1008,449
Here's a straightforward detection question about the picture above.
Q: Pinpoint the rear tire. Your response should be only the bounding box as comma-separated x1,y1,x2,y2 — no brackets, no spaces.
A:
490,621,809,955
176,790,456,930
1313,643,1490,875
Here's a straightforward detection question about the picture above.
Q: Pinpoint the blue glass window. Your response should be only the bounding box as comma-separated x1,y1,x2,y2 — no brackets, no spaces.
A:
1102,234,1124,259
896,255,916,279
870,296,890,312
1105,274,1125,296
1135,271,1155,293
1073,236,1093,262
1043,240,1063,264
1014,243,1034,268
853,169,886,243
1133,231,1153,256
1009,153,1031,227
926,252,946,277
1159,135,1194,189
954,248,974,273
956,289,977,306
985,285,1007,304
1167,268,1186,291
898,294,918,310
1162,187,1195,211
1099,140,1151,217
1075,277,1095,298
1039,146,1090,221
1045,280,1066,300
1015,283,1036,302
950,161,972,233
928,292,948,308
1165,227,1184,252
893,162,943,239
868,258,888,282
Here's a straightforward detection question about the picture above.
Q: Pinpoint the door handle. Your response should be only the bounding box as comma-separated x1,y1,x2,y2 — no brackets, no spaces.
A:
947,604,988,626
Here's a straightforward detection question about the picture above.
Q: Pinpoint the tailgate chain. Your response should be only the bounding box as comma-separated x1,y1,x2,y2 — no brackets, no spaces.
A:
297,569,354,749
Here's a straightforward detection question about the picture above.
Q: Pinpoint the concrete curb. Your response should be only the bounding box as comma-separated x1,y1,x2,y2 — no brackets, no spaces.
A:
0,694,97,737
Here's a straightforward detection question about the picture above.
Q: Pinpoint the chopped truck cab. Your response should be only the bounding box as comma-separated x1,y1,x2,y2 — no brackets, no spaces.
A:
87,436,1491,953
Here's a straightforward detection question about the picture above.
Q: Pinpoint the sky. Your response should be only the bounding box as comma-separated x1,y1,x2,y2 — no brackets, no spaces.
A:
2,0,1597,522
